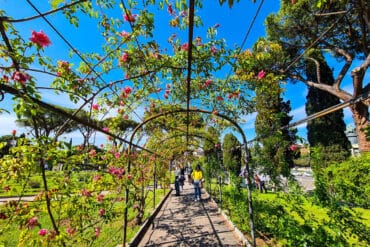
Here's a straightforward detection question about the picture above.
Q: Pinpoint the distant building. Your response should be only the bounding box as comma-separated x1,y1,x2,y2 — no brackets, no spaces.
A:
345,125,359,156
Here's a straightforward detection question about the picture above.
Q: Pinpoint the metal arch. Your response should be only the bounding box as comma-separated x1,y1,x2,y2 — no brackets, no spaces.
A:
123,107,256,247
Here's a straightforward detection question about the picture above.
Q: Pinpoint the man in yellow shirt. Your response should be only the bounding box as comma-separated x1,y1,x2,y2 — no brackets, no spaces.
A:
191,164,203,201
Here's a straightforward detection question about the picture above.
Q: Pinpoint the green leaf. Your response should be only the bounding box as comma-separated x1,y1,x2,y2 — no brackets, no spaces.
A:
50,0,64,9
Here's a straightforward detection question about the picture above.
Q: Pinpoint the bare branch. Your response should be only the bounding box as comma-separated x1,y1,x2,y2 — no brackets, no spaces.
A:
306,57,321,84
291,74,353,102
314,10,347,17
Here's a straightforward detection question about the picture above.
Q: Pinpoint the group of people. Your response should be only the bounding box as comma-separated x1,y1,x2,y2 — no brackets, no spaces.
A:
255,174,267,193
239,167,268,193
174,164,204,201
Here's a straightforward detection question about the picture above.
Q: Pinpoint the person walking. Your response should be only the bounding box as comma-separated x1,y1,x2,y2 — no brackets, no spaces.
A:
174,166,181,196
191,164,203,201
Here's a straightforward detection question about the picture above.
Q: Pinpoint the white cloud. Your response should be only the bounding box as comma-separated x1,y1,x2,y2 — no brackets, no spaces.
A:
0,113,24,136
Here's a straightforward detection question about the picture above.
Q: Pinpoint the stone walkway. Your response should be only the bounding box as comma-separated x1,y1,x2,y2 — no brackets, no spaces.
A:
136,182,244,246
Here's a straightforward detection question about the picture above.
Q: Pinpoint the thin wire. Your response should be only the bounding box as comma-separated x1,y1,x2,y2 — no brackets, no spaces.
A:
224,0,265,84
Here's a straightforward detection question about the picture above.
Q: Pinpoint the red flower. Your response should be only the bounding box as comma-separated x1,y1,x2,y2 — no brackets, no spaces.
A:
216,96,223,101
0,212,7,220
123,86,132,95
38,229,48,236
120,52,129,64
30,30,51,47
167,4,174,15
4,185,10,192
92,104,99,111
11,130,16,136
257,70,266,80
99,208,105,216
124,13,136,23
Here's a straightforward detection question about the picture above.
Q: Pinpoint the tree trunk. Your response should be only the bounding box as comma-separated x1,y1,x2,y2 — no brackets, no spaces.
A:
350,101,370,153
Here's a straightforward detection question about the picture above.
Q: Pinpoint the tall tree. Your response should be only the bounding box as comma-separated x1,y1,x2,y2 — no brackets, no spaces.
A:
222,133,241,176
235,39,298,185
305,50,351,154
265,0,370,152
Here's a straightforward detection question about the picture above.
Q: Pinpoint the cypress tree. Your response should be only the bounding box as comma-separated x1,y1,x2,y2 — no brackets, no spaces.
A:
305,50,351,157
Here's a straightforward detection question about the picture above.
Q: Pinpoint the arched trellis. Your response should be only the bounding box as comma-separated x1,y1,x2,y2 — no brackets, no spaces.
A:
123,108,256,247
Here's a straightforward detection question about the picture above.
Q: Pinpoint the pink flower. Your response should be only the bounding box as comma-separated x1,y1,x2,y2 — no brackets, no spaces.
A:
97,193,104,203
203,79,212,88
290,144,298,152
94,227,101,237
181,43,189,51
4,185,10,192
89,149,96,157
92,104,99,111
11,71,31,85
11,130,16,136
257,70,266,80
27,216,38,229
93,174,102,182
30,30,51,47
120,31,130,39
120,52,129,64
38,229,48,236
127,174,132,180
102,127,109,132
108,166,124,179
114,152,120,159
99,208,105,216
67,227,76,236
81,189,92,197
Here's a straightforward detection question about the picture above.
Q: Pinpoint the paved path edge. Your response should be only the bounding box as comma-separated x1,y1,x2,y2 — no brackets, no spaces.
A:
127,188,174,247
212,197,252,247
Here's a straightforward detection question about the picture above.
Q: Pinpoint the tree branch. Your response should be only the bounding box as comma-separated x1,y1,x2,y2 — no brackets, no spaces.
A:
306,57,322,84
4,0,88,23
291,74,353,102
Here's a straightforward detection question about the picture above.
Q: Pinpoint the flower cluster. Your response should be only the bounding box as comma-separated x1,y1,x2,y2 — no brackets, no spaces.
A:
108,166,125,179
11,71,31,85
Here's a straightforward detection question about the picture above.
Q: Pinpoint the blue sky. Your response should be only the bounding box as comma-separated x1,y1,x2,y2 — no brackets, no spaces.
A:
0,1,356,145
